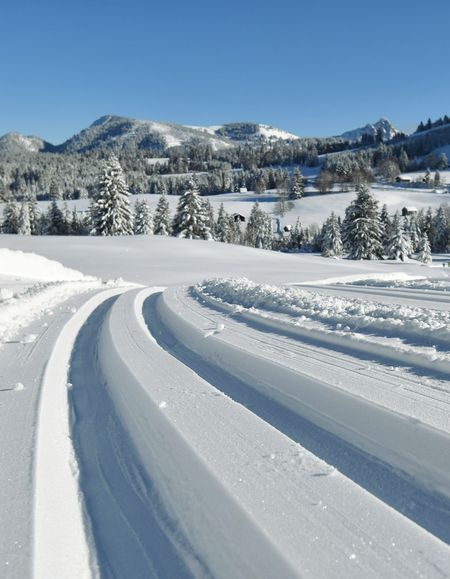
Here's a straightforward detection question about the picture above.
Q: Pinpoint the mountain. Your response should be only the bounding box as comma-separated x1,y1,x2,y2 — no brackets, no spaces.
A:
57,115,235,153
187,122,300,143
339,118,398,143
0,132,53,155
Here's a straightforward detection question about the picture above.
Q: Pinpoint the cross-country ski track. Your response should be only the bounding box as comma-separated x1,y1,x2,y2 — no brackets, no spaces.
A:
22,280,450,578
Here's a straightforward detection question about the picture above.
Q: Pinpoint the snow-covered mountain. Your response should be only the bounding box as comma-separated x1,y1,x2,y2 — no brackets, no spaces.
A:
187,122,300,143
339,118,399,143
0,132,53,155
57,115,235,153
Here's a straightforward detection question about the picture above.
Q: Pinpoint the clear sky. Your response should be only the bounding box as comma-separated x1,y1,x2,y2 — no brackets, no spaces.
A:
2,0,449,144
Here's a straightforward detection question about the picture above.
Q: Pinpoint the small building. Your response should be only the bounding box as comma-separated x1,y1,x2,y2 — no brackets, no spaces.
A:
239,187,248,194
396,176,411,183
232,213,246,223
401,206,418,217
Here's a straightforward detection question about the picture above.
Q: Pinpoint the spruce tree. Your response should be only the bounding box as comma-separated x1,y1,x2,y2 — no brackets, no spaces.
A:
172,180,212,240
342,185,383,259
215,203,230,242
417,233,432,264
134,199,153,235
289,168,304,199
321,212,343,257
245,202,273,249
2,199,19,233
387,213,411,261
17,203,31,235
46,200,67,235
28,195,40,235
432,206,449,252
91,155,133,236
153,193,171,235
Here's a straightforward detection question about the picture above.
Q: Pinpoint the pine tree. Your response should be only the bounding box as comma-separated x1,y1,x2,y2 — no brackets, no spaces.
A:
432,206,449,252
49,178,61,200
321,212,343,257
134,199,153,235
153,193,171,235
46,199,67,235
17,203,31,235
172,180,212,240
288,218,303,251
215,203,230,242
417,233,432,264
405,214,421,252
203,198,215,236
91,155,133,236
342,185,383,259
28,195,40,235
245,202,273,249
2,199,19,233
289,168,304,199
387,213,411,261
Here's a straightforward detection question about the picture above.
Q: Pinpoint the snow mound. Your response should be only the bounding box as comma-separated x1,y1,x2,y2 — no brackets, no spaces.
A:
197,277,450,351
341,277,450,292
0,248,97,282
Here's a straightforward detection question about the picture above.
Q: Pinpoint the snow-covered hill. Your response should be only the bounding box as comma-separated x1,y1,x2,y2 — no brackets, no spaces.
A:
0,132,53,155
188,122,300,143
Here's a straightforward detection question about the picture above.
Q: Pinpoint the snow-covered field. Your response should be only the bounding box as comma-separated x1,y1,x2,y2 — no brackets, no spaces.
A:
0,235,450,578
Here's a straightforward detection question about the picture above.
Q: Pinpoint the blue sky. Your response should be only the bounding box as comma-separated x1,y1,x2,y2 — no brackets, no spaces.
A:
1,0,449,143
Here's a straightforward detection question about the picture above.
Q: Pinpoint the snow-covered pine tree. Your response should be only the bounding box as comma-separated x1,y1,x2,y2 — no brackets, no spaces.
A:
289,168,304,200
215,203,229,242
417,233,432,264
134,199,153,235
153,193,171,235
342,185,383,260
245,202,273,249
387,213,411,261
321,212,343,257
432,206,449,252
203,198,215,237
227,215,242,244
17,203,31,235
2,199,19,233
46,199,68,235
172,180,212,240
28,195,40,235
288,218,303,251
405,213,421,252
91,155,133,236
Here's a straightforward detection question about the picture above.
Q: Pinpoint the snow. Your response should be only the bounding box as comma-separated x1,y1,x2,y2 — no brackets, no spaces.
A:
1,237,450,577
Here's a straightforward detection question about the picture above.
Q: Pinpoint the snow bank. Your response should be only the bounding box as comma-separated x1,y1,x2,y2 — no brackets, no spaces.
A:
197,278,450,351
0,248,97,282
341,277,450,292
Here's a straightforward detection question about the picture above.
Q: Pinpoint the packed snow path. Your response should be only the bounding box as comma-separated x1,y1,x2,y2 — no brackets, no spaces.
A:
37,285,449,578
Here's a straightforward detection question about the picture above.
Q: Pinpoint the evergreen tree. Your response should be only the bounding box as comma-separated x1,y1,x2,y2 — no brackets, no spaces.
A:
288,218,303,251
28,195,40,235
387,213,411,261
172,180,212,240
134,199,153,234
70,209,82,235
17,202,31,235
215,203,230,242
245,202,273,249
417,233,432,264
432,206,449,252
433,171,441,187
321,212,343,257
49,178,61,200
405,214,421,252
46,199,67,235
227,215,242,244
91,155,133,236
2,199,19,233
203,198,215,235
289,168,304,199
153,193,171,236
342,185,383,259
